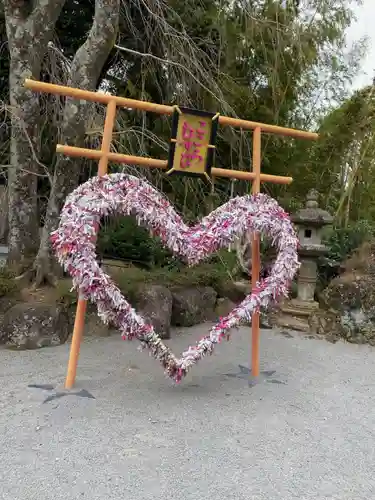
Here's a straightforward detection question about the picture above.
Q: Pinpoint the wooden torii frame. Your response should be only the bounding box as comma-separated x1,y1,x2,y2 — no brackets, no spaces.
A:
24,79,318,389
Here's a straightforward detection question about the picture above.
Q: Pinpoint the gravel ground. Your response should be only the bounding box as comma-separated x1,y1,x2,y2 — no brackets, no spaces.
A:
1,325,375,500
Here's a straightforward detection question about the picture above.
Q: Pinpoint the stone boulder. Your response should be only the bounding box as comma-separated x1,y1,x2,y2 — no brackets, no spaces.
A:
171,287,217,327
309,242,375,345
203,279,275,327
214,280,249,304
86,311,112,337
133,285,173,339
213,297,237,319
1,302,70,349
308,308,346,344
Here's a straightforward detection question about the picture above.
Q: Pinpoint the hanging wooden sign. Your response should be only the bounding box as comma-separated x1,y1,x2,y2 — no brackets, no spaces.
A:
166,106,219,180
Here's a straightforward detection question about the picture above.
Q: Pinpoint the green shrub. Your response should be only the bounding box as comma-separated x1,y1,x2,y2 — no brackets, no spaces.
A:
318,219,375,289
97,216,174,268
97,215,243,274
0,268,18,297
55,278,78,306
323,220,375,264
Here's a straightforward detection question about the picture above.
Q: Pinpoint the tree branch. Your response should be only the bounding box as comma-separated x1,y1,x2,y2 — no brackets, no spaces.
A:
4,0,66,55
114,43,224,105
29,0,66,26
69,0,120,90
2,0,31,20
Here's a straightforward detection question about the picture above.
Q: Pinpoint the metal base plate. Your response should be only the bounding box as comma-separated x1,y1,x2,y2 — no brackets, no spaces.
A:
224,365,286,387
28,384,95,403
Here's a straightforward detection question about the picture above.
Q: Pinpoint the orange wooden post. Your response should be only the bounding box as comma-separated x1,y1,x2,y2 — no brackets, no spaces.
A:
251,127,261,377
65,98,117,389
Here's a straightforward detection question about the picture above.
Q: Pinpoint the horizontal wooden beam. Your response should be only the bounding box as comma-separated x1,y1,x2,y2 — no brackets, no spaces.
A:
25,79,318,140
56,144,293,185
56,145,167,169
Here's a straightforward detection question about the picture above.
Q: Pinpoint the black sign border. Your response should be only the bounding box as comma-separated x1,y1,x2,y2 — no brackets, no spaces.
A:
166,106,219,181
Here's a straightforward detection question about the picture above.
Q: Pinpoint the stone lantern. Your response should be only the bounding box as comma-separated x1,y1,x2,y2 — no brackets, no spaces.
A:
276,189,333,331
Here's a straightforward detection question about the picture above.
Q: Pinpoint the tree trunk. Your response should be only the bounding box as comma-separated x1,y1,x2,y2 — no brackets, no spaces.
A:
32,0,120,286
0,186,8,243
235,236,252,277
4,0,66,271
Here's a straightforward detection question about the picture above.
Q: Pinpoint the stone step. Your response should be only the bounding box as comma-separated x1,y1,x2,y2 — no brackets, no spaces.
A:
279,306,313,318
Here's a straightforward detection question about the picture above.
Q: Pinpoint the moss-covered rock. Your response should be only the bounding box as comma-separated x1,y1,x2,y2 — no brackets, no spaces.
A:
1,302,70,349
312,242,375,344
133,285,173,339
171,287,217,327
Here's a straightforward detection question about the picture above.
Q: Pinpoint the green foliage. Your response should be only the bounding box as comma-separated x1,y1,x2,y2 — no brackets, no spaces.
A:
318,219,375,288
97,212,239,272
55,0,95,59
97,216,175,268
55,279,78,307
324,220,375,265
0,268,18,297
298,84,375,214
110,0,364,213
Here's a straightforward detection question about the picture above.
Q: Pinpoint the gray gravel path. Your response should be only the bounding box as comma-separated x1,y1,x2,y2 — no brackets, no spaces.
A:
1,325,375,500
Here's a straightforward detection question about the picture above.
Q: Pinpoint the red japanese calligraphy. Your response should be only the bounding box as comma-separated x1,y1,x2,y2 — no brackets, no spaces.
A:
180,148,203,169
179,120,208,169
195,121,207,141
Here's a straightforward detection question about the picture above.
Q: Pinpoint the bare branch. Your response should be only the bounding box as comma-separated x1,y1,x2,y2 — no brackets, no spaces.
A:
114,43,225,106
69,0,119,90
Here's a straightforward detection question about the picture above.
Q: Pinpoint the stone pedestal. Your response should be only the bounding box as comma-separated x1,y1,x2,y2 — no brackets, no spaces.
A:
297,258,317,302
276,299,319,332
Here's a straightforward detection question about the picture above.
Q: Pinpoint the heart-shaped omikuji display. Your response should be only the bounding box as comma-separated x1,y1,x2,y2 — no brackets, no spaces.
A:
51,173,299,383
